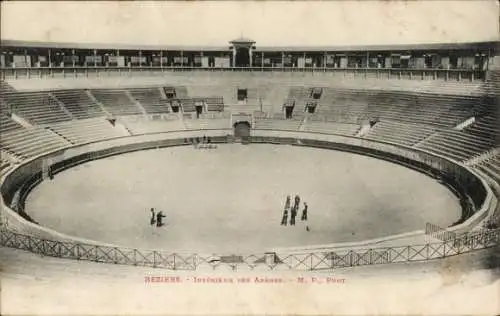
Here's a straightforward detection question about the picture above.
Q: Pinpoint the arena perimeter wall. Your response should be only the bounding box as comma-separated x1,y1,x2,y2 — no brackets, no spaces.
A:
0,129,496,252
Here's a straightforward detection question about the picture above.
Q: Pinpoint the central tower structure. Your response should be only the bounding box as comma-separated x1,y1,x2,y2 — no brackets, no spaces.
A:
229,37,256,67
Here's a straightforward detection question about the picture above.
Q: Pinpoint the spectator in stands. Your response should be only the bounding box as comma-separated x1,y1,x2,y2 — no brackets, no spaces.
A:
207,137,212,144
203,135,207,143
301,202,308,221
281,208,288,226
156,211,166,227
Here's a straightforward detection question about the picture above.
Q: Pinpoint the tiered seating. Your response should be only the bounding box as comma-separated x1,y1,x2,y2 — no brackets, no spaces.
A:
0,127,69,159
287,86,315,106
179,99,196,112
51,90,105,119
317,89,483,128
475,153,500,184
49,118,125,145
2,92,73,125
254,118,301,131
302,120,360,136
363,92,477,127
265,85,290,114
174,86,189,98
0,80,16,94
364,121,437,147
415,130,495,161
205,97,224,112
1,114,23,133
292,109,306,121
483,70,500,96
465,114,500,144
124,117,186,135
91,90,142,116
0,154,12,174
128,87,171,114
316,89,368,123
184,118,230,130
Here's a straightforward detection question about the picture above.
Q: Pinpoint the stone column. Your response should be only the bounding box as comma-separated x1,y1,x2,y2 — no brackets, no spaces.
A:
249,47,253,67
232,47,236,67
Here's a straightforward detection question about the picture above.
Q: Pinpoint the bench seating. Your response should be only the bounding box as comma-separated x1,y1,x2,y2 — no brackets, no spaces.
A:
0,127,69,159
49,118,125,145
91,90,142,116
52,90,105,119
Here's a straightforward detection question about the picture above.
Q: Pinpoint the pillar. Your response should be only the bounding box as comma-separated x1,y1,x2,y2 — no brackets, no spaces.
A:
281,52,285,68
249,47,253,67
93,49,97,67
24,49,28,68
232,47,236,68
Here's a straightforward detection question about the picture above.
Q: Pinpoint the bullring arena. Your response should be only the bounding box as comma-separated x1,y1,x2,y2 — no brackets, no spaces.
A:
1,28,500,315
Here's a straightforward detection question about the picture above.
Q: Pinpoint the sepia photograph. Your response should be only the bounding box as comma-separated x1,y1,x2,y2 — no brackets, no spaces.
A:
0,0,499,315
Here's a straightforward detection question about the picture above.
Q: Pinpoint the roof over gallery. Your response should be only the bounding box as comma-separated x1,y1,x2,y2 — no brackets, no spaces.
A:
1,39,498,53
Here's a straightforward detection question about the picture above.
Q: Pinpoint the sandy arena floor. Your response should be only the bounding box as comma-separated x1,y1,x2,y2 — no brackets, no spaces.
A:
25,144,461,253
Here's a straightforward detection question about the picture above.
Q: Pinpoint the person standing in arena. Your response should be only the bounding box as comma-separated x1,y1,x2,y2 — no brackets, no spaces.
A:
156,211,166,227
301,202,308,221
150,208,156,226
290,205,297,226
281,208,288,226
294,195,301,210
285,195,291,210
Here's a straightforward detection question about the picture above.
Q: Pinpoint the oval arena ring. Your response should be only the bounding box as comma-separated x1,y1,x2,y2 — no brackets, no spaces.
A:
0,40,498,271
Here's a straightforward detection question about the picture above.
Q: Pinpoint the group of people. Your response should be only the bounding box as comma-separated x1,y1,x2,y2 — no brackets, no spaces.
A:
185,135,216,148
149,208,166,227
281,195,309,229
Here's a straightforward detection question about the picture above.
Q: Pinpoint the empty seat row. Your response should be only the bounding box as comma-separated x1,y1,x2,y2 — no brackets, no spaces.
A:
1,114,23,133
128,87,172,114
2,91,73,125
364,121,437,147
0,127,70,159
91,90,143,116
302,121,360,136
49,118,126,145
124,118,186,135
184,118,230,131
475,154,500,184
52,90,105,119
254,118,302,131
415,129,495,161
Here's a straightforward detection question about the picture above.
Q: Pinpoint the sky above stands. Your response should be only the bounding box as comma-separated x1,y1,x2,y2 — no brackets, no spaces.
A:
1,1,499,47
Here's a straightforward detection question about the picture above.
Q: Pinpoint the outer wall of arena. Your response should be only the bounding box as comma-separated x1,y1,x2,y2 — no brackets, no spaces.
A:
1,130,496,254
